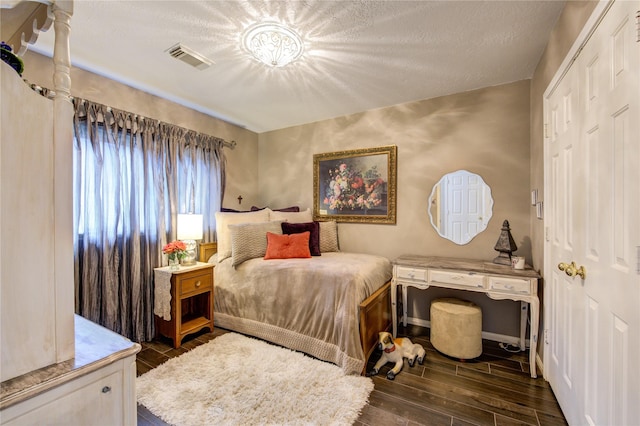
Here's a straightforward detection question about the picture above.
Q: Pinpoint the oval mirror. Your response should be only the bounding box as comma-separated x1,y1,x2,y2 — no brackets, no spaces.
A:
428,170,493,245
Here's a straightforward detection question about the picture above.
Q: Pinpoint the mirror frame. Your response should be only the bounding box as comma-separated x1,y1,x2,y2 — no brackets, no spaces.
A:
428,170,493,245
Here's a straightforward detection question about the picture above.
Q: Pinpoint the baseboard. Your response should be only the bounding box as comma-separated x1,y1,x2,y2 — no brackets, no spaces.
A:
405,317,528,348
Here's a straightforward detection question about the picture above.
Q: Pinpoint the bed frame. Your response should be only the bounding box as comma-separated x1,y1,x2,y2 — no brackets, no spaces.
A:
199,242,218,263
198,241,391,374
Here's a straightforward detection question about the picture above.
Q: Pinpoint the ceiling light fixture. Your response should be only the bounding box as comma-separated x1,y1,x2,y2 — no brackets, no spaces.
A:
242,22,303,68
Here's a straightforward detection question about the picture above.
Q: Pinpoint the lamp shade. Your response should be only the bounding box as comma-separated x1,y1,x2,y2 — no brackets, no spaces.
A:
177,214,203,240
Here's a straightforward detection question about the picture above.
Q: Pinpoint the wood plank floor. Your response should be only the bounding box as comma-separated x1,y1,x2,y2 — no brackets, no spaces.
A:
136,325,567,426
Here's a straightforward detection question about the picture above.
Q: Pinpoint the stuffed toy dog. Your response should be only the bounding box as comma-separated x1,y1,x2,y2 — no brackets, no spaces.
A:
367,331,426,380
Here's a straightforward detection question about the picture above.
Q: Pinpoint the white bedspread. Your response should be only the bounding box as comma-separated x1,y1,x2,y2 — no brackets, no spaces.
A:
213,252,392,374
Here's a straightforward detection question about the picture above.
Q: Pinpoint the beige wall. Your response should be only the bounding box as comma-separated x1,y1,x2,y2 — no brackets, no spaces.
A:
21,51,260,211
529,1,598,360
259,80,532,336
260,80,533,261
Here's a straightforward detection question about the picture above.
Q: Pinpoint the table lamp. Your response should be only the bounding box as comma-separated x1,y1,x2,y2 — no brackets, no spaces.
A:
177,213,203,266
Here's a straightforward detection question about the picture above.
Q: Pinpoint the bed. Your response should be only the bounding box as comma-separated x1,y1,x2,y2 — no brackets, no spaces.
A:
198,208,393,375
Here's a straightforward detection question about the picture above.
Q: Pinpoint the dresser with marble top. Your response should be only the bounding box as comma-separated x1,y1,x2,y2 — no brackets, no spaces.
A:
392,254,541,378
0,315,141,425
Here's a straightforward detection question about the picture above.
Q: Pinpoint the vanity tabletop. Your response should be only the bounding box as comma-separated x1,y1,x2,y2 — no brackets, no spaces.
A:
394,254,541,279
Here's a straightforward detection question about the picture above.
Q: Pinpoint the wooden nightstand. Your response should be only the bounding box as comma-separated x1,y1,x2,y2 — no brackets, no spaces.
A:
153,262,214,348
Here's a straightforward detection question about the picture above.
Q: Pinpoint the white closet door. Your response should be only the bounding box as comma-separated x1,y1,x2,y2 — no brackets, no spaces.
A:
544,1,640,425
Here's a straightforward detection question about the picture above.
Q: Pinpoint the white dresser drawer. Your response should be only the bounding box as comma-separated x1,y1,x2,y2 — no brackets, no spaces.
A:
430,270,485,289
1,356,135,426
396,266,427,282
488,276,532,294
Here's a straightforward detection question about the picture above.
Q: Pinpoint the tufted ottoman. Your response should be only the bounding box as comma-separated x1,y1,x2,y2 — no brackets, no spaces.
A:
430,298,482,360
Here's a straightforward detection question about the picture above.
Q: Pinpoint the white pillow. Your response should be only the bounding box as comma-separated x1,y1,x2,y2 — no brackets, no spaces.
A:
319,221,340,253
268,208,312,223
215,209,270,261
229,221,283,267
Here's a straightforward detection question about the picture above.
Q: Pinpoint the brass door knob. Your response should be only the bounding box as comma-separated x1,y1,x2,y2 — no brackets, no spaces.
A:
558,261,586,279
574,264,587,279
564,262,578,277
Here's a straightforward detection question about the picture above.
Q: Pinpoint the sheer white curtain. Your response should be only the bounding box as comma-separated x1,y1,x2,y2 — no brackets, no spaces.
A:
72,99,226,341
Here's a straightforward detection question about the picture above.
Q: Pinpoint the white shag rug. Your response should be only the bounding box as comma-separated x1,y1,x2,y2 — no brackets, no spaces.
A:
137,332,374,426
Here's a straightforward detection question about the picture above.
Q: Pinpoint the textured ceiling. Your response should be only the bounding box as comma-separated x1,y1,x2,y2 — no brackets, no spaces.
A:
31,1,565,133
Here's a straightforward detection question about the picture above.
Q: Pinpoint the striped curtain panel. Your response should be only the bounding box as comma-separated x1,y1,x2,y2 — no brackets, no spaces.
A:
72,98,226,342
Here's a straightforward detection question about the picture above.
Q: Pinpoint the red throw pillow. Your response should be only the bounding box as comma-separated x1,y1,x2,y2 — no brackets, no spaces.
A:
264,232,312,260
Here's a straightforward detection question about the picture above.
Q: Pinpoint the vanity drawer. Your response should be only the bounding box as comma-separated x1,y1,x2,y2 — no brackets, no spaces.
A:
430,270,485,289
488,276,531,294
396,266,427,282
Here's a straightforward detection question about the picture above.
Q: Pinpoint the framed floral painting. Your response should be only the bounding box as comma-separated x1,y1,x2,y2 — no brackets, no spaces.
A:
313,145,397,224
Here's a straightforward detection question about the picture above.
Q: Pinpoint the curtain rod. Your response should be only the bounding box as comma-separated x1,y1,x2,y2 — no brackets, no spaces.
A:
26,81,237,149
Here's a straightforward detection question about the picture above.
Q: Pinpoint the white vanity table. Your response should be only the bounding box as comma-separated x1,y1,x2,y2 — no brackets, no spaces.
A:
392,254,541,378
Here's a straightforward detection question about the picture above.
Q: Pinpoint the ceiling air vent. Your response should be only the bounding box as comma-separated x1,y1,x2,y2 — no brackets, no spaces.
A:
166,43,213,70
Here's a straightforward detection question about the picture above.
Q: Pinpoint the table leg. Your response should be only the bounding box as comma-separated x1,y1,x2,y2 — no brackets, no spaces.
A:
520,301,528,351
402,285,408,327
529,297,539,378
391,280,398,337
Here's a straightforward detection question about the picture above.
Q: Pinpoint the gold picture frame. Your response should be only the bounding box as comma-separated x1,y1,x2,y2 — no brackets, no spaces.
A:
313,145,397,224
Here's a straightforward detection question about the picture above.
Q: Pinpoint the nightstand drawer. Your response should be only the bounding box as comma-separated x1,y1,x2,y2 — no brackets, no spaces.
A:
430,270,485,289
179,272,212,295
396,266,427,282
488,276,531,294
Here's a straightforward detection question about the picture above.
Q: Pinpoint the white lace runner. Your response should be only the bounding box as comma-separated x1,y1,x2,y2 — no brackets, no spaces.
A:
153,269,172,320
